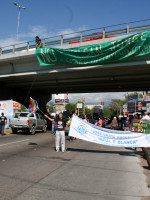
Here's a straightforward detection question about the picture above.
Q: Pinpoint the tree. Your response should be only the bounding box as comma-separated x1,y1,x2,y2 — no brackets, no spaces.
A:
46,103,55,113
66,103,75,114
103,107,115,118
85,107,94,117
21,104,27,112
138,93,143,98
110,99,126,115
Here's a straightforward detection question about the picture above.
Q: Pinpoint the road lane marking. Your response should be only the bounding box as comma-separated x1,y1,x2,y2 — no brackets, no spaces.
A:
0,139,30,147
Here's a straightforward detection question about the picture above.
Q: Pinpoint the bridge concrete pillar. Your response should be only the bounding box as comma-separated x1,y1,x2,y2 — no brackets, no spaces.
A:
0,85,52,114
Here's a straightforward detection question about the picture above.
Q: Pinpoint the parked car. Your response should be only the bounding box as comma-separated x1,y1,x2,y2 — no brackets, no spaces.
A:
9,112,47,135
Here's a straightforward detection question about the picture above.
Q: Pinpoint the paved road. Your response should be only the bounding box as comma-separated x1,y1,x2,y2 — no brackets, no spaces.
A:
0,132,149,200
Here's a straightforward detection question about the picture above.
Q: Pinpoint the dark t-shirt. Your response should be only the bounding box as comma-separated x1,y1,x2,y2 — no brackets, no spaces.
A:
55,118,66,131
124,120,130,127
0,116,7,125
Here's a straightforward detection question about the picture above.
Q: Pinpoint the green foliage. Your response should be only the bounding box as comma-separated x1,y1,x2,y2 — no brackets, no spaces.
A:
46,103,55,113
85,107,94,117
21,104,27,112
138,93,143,98
110,99,126,115
66,103,94,116
103,107,115,118
66,103,75,114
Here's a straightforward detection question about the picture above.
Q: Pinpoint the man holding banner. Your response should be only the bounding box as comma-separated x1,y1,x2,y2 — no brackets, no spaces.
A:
45,113,66,152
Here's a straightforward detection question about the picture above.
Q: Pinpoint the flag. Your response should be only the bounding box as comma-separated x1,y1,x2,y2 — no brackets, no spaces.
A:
28,97,38,116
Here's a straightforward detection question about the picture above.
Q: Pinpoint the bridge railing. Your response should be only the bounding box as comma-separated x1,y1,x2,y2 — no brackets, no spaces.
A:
1,19,150,56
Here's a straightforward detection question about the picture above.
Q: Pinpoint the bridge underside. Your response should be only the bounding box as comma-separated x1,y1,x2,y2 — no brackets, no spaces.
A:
1,61,150,94
0,34,150,112
0,48,150,112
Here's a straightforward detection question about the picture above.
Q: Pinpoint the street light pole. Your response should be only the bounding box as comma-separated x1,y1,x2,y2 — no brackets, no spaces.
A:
17,6,20,42
13,2,26,42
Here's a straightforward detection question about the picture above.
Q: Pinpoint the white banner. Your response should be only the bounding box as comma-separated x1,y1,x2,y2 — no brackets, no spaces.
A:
69,115,150,147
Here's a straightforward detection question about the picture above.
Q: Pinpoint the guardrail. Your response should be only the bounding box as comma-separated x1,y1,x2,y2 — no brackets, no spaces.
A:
1,19,150,56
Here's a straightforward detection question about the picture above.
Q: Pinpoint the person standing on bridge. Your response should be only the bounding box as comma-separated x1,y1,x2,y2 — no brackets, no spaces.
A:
35,36,43,48
45,113,66,152
0,113,7,136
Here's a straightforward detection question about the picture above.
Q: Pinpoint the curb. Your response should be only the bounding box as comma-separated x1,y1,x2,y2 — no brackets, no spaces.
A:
142,147,150,166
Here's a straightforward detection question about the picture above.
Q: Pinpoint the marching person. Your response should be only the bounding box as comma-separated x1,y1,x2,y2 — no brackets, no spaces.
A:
97,117,103,127
111,117,118,130
0,113,7,136
142,112,150,120
45,113,66,152
123,117,131,131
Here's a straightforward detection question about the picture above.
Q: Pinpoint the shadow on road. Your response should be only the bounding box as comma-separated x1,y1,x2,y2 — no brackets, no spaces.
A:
67,148,143,157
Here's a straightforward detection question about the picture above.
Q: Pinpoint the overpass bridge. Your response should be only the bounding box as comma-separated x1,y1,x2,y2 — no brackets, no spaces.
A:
0,19,150,111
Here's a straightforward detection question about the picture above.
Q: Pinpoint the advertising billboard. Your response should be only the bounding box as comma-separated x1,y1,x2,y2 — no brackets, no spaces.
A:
0,100,14,129
13,101,21,110
55,93,69,104
127,95,138,112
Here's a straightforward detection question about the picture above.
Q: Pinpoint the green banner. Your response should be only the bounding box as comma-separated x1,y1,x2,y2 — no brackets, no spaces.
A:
36,30,150,66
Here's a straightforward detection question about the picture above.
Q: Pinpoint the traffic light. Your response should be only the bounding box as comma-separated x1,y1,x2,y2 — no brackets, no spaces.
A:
82,98,85,102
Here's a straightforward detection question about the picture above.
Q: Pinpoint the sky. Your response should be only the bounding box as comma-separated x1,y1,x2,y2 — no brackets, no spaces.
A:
1,0,150,104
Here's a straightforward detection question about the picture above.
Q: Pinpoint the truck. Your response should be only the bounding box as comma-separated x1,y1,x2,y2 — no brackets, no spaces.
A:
9,112,47,135
93,106,103,120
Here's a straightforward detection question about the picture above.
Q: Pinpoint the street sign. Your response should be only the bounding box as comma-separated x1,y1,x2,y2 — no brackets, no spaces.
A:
77,103,82,109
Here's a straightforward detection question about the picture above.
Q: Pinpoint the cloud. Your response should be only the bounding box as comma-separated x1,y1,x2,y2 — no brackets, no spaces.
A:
0,37,15,48
20,25,52,39
0,37,24,48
